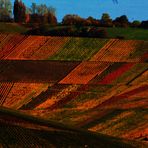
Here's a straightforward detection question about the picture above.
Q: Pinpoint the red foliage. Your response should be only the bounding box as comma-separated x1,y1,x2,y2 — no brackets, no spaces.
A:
98,63,135,84
141,52,148,62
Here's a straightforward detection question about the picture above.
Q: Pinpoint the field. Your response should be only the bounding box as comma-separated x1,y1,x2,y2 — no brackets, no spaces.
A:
1,23,148,40
0,34,147,62
0,34,148,147
106,27,148,40
0,23,28,33
36,25,148,40
1,107,145,148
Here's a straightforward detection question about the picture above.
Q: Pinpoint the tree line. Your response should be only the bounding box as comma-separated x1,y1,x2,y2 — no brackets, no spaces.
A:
0,0,147,32
62,13,148,28
0,0,57,25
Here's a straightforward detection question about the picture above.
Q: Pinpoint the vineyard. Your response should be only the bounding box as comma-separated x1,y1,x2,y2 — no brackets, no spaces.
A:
0,34,148,146
1,107,145,148
0,34,147,61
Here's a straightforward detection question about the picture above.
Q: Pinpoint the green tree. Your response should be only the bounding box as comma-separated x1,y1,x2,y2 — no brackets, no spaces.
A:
31,3,36,14
48,6,56,16
37,4,48,15
101,13,113,27
131,20,141,28
0,0,12,21
62,14,85,26
114,15,129,27
29,3,57,25
101,13,111,21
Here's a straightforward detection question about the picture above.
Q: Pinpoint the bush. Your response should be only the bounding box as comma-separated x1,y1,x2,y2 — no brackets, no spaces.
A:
140,21,148,29
88,27,108,38
131,20,141,28
113,15,129,28
116,36,125,39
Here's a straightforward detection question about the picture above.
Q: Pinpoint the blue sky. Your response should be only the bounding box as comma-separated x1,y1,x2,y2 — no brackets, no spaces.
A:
12,0,148,22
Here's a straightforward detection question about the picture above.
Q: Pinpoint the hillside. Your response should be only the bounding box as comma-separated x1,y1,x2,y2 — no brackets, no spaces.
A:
0,23,28,34
26,25,148,40
0,34,148,146
0,34,147,61
0,107,146,148
105,27,148,40
0,23,148,40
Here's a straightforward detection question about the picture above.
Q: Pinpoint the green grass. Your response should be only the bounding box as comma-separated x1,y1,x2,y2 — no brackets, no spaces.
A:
0,23,148,40
105,27,148,40
0,23,28,33
44,25,148,40
49,38,108,61
45,25,148,40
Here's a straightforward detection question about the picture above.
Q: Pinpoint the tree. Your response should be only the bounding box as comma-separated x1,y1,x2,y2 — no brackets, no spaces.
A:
0,0,12,21
31,3,36,14
101,13,113,27
13,0,26,23
88,27,108,38
113,15,129,27
19,0,26,22
29,3,57,25
101,13,110,21
48,6,56,16
46,12,57,25
131,20,141,28
31,3,56,16
62,14,85,26
86,16,100,26
13,0,19,22
140,21,148,29
118,15,129,24
36,4,48,16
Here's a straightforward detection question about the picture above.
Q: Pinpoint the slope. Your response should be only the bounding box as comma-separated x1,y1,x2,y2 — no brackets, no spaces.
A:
0,107,144,148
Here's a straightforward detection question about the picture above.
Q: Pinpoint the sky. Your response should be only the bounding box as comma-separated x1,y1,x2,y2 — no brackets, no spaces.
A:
12,0,148,22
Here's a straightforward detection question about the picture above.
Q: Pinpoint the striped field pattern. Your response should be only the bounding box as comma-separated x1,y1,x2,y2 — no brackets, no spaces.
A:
0,34,148,144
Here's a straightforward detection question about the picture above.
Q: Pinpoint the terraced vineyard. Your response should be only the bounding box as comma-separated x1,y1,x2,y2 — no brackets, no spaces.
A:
0,34,148,147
